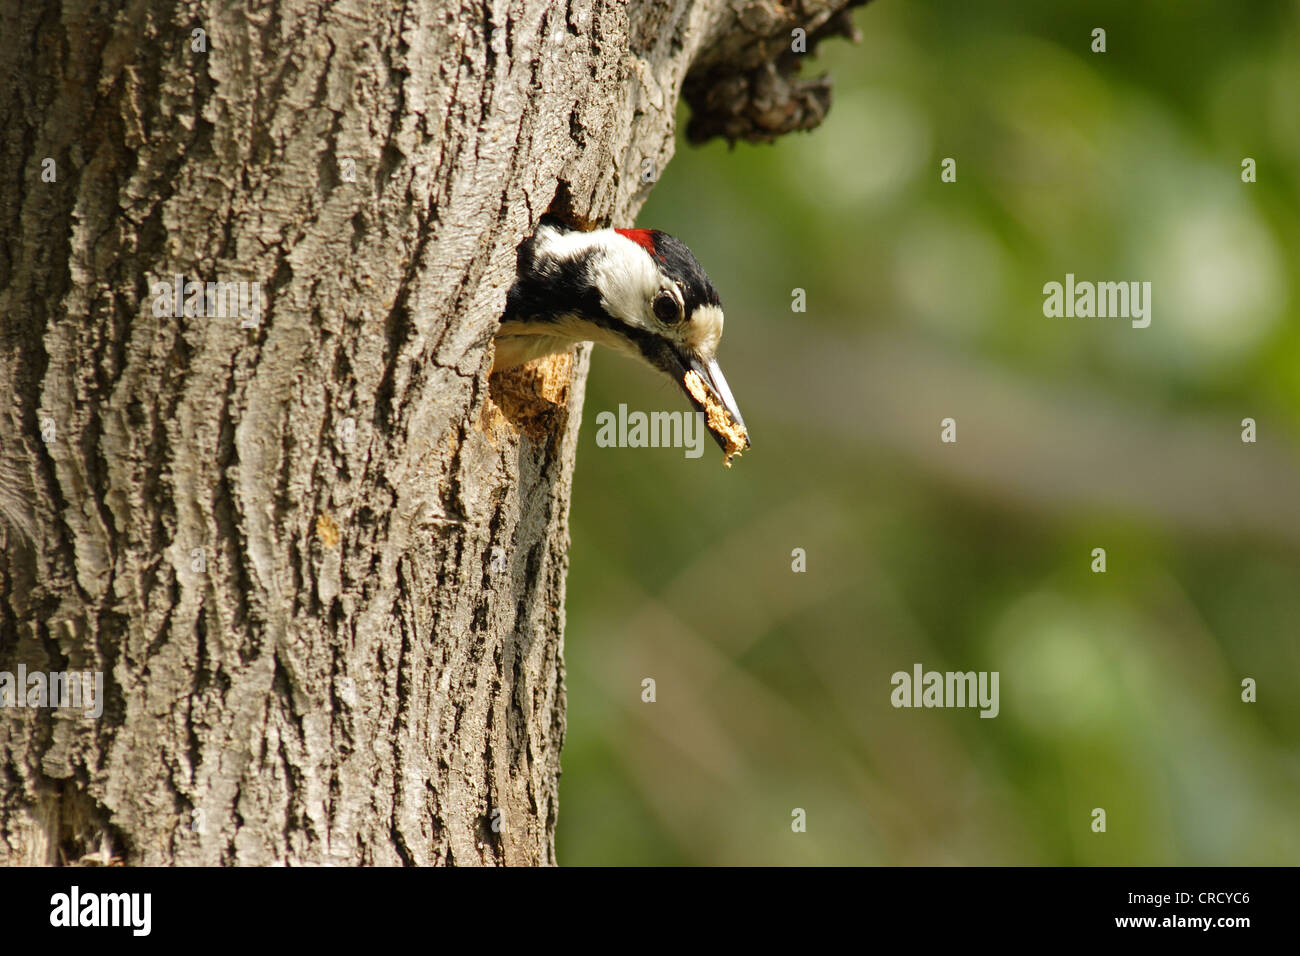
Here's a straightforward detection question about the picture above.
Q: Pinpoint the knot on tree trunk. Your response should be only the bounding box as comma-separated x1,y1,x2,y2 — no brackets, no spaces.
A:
683,0,867,145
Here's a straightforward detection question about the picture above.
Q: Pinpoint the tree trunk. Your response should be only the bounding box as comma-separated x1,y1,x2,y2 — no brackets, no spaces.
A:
0,0,864,866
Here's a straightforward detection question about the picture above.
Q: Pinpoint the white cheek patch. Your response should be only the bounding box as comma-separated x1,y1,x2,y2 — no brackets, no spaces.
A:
594,238,660,332
683,303,724,356
534,223,600,261
537,226,661,334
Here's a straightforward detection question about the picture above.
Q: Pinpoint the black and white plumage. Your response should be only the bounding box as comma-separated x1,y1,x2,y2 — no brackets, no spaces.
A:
494,215,749,458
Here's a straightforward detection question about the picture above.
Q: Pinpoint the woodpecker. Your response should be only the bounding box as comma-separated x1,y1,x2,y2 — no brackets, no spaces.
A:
493,216,750,464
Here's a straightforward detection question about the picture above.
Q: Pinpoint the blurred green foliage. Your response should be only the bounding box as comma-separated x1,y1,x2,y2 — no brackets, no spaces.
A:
557,0,1300,865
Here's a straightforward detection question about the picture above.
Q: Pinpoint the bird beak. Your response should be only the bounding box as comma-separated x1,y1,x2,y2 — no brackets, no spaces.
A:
677,353,751,462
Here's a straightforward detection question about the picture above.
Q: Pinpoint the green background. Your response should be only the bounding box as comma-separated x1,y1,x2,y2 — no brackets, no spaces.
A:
557,0,1300,865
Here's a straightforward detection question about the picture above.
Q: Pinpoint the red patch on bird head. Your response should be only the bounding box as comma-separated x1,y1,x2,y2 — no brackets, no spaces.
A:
615,228,658,256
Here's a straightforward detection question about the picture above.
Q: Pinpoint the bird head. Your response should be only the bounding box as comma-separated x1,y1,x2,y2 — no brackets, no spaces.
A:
497,217,750,462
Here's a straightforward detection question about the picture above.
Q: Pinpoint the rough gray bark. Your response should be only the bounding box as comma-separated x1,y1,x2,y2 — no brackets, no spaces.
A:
0,0,863,866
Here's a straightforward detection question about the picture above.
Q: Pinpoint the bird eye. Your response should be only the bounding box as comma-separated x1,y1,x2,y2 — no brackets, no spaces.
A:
653,289,682,324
